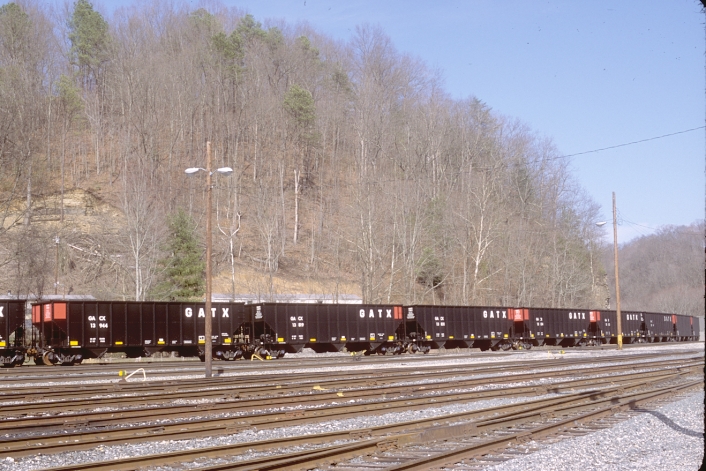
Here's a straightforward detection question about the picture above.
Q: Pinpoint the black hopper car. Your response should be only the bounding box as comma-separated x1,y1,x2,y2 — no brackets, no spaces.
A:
0,299,701,367
0,299,26,367
29,301,281,366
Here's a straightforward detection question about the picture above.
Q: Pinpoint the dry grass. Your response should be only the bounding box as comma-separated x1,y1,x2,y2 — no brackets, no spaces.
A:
212,264,360,298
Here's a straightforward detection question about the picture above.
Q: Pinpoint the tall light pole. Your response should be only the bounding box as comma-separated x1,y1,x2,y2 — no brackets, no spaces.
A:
596,191,622,350
186,141,233,378
611,192,622,350
54,236,60,295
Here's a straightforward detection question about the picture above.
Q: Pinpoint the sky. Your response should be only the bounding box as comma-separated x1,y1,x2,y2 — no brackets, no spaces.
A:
56,0,706,242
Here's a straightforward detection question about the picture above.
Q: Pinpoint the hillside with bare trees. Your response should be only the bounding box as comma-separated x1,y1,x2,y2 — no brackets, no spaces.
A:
602,222,705,318
4,0,686,312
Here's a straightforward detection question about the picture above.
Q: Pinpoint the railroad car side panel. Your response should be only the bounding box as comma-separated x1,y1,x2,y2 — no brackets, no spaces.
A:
339,304,401,352
536,308,592,346
154,303,168,347
0,301,26,348
643,312,672,341
414,305,475,347
405,306,438,346
229,303,252,344
470,306,512,349
322,304,343,346
598,310,617,341
568,309,592,344
286,303,309,346
81,303,98,347
251,303,303,352
481,306,512,341
320,304,348,351
693,316,702,340
66,302,83,348
674,314,692,340
401,305,436,349
111,303,127,347
444,306,472,346
432,305,448,344
534,308,561,345
620,310,644,341
429,305,448,344
182,303,201,347
277,303,307,346
140,302,156,348
528,308,547,345
167,304,183,347
306,303,341,350
211,303,239,345
126,303,143,346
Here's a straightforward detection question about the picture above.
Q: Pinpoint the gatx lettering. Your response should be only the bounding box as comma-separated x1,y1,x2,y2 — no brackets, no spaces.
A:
184,307,230,318
482,310,507,319
359,309,393,318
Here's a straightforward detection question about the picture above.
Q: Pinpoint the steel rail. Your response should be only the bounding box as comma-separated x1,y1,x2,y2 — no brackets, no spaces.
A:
0,365,693,435
0,359,703,418
1,353,699,407
382,379,705,470
0,363,694,456
34,377,703,471
0,359,699,447
0,350,692,392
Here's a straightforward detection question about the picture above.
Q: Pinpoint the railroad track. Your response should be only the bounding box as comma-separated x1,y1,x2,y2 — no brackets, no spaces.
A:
0,346,697,385
0,359,701,427
0,348,701,470
0,349,695,392
21,375,703,470
0,366,694,445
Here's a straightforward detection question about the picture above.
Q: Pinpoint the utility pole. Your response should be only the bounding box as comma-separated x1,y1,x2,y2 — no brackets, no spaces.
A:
613,192,622,350
185,142,232,378
54,236,59,295
205,141,213,378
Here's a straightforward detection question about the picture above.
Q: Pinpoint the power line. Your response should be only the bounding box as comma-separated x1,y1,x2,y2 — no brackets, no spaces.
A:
619,217,703,238
560,126,705,159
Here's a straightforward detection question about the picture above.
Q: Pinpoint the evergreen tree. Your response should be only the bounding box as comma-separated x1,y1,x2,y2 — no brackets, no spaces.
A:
0,3,32,63
153,210,205,301
68,0,110,88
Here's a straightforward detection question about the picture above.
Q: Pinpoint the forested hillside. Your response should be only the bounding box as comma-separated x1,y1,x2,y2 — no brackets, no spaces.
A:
602,222,705,318
0,0,634,308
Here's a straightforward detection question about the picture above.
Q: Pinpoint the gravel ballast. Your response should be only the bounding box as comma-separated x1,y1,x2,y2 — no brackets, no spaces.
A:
0,343,702,470
486,391,704,471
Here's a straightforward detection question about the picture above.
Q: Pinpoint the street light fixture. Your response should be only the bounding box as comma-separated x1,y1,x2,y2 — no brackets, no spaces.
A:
185,141,233,378
596,192,622,350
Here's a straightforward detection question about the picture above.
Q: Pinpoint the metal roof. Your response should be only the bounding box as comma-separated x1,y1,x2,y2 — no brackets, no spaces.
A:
212,293,363,304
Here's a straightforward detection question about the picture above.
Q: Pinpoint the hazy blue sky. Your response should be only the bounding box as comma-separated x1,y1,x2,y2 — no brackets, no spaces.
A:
68,1,706,242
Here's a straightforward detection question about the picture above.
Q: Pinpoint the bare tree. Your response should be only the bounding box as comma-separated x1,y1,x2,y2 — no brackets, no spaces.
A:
113,161,165,300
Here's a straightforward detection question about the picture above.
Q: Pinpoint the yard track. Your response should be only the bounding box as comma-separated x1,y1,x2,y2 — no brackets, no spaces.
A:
0,347,702,470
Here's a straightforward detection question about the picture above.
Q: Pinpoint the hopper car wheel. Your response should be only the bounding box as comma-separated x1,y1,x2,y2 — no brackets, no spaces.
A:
41,352,54,366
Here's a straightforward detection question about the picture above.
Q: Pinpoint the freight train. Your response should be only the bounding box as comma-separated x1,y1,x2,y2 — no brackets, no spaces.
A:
0,299,701,367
